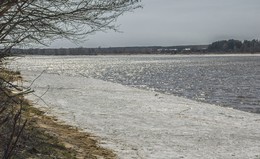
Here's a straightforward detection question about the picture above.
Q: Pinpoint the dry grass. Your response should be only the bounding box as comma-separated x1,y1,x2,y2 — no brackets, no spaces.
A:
18,103,117,159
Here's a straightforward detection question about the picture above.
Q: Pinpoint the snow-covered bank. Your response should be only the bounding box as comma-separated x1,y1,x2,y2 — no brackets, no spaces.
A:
21,70,260,159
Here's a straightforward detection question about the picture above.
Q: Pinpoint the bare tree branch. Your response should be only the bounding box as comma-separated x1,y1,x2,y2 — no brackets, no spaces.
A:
0,0,141,50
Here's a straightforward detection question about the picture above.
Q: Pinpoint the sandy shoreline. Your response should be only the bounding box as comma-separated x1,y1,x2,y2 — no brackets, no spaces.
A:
20,70,260,159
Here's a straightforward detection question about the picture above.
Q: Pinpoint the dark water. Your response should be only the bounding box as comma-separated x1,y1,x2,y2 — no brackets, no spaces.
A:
86,55,260,113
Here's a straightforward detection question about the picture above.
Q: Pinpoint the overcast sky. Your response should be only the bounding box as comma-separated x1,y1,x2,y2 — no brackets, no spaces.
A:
48,0,260,48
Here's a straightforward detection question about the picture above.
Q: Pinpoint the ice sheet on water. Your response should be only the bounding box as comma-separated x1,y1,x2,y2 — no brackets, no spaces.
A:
10,55,260,113
8,55,260,158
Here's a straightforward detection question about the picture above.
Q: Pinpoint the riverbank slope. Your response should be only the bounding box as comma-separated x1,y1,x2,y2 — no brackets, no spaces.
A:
0,68,115,158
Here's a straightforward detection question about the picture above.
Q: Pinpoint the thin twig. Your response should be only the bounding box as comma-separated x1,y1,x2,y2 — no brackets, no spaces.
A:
28,69,45,88
32,85,50,107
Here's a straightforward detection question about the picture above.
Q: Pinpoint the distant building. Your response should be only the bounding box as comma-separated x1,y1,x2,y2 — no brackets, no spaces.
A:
157,48,178,54
181,48,191,53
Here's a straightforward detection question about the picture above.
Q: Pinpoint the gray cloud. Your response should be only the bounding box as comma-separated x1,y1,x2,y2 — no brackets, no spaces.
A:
48,0,260,48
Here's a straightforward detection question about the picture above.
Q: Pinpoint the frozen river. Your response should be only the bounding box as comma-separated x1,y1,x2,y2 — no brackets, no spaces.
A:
9,55,260,158
11,54,260,113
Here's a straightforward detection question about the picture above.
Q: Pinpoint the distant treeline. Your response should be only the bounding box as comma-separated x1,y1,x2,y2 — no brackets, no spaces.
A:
11,45,208,55
208,39,260,53
12,47,157,55
10,39,260,55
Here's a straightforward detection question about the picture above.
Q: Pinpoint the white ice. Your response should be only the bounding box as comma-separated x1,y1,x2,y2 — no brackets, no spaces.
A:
9,55,260,159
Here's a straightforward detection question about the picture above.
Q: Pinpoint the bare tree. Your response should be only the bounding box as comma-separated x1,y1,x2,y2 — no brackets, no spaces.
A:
0,1,141,158
0,0,141,51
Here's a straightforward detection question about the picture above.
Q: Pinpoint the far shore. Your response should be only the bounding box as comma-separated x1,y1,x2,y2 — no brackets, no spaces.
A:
11,52,260,57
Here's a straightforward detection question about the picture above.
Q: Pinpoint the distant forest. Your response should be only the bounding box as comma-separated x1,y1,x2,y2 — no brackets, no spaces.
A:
11,45,207,55
208,39,260,53
10,39,260,55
